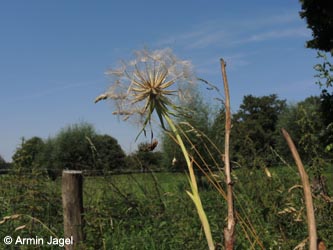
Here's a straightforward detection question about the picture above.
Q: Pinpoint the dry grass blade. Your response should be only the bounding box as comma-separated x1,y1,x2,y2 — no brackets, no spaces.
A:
15,225,27,231
288,184,303,193
293,238,308,250
281,128,317,250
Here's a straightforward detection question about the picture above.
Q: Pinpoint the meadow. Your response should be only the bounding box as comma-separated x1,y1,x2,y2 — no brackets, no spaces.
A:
0,165,332,249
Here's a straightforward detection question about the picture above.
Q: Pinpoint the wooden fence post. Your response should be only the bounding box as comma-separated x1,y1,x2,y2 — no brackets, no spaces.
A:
62,170,84,249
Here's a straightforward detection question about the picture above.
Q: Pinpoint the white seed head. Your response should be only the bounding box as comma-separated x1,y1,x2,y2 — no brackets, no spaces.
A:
96,47,197,129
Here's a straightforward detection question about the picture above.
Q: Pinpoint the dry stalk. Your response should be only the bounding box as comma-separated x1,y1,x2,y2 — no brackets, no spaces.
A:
221,59,235,250
281,128,317,250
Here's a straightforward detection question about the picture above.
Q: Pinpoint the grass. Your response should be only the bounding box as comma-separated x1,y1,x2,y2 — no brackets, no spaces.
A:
0,166,332,249
324,164,333,191
83,172,221,250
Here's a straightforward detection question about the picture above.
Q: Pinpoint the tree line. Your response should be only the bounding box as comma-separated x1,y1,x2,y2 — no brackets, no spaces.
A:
0,122,164,178
1,91,331,178
162,92,332,175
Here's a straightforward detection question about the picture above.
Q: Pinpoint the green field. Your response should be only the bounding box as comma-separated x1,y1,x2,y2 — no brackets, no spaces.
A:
0,166,332,249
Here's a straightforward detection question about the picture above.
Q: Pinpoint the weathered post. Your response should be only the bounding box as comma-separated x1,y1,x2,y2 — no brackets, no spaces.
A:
62,170,84,249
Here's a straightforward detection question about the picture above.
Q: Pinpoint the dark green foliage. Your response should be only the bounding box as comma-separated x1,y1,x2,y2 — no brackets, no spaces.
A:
51,124,126,174
275,103,300,155
10,123,127,177
126,142,164,171
314,52,333,155
320,90,333,127
161,91,329,171
319,90,333,156
0,155,5,166
314,52,333,89
231,94,286,167
299,0,333,54
302,3,333,159
40,138,59,179
276,96,330,168
294,97,323,159
12,137,45,173
52,122,97,170
0,155,11,172
93,134,126,172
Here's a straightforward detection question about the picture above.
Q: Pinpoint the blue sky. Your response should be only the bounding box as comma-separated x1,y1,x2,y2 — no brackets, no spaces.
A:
0,1,322,162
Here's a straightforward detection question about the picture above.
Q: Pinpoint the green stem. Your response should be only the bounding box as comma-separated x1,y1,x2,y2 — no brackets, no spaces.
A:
164,115,197,191
164,113,214,250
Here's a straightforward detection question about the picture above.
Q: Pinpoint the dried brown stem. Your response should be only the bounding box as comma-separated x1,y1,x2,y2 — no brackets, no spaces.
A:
221,59,235,250
281,128,317,250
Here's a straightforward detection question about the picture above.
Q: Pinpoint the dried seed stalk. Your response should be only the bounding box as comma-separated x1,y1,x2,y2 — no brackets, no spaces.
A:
221,59,235,250
281,128,317,250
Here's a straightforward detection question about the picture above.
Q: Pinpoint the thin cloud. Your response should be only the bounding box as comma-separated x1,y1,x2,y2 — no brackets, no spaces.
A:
235,27,310,44
195,52,252,75
155,12,307,49
187,30,228,49
156,23,230,49
237,11,301,29
156,30,200,46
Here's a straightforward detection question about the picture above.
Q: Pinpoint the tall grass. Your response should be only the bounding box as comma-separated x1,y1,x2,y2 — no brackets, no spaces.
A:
1,167,332,249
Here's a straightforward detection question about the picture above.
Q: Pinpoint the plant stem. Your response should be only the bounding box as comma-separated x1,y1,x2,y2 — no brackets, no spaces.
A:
221,58,235,250
164,113,215,250
281,128,317,250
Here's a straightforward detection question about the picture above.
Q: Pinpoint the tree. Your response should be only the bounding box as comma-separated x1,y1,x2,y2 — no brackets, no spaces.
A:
0,155,6,167
11,123,126,177
93,134,126,172
320,89,333,154
12,137,45,173
49,123,127,174
294,97,323,162
232,94,286,167
299,0,333,54
39,138,58,179
275,102,300,162
300,0,333,152
0,155,10,173
276,96,329,165
314,53,333,154
129,141,164,172
52,122,97,171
